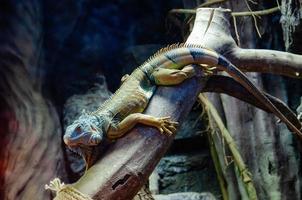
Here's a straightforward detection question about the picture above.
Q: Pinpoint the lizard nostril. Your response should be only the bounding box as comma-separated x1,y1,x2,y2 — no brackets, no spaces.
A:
91,126,97,131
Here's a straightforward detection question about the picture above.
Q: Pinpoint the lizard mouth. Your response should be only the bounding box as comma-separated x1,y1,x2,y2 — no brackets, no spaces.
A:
64,129,102,147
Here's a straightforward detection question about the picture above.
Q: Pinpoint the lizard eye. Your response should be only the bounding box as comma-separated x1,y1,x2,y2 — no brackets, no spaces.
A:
75,126,82,133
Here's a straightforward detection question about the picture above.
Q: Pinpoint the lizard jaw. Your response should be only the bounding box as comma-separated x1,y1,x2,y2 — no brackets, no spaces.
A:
68,145,98,170
64,131,103,147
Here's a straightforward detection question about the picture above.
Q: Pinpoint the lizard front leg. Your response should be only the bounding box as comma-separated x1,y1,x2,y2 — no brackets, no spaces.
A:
107,113,178,140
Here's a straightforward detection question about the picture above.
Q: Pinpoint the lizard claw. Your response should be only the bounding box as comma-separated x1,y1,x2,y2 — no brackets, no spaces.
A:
200,64,217,76
155,116,179,136
121,74,130,83
297,112,302,122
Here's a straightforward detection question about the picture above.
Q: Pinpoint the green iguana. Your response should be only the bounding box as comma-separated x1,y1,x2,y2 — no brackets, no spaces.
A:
64,43,302,168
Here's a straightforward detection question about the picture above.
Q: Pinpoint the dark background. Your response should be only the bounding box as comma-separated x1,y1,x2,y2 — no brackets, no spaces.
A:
0,0,301,199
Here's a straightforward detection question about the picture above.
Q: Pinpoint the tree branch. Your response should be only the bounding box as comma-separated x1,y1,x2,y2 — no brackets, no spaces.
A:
232,6,279,17
227,48,302,78
199,0,227,8
198,94,258,200
71,69,207,199
170,6,279,17
179,7,302,79
202,75,301,131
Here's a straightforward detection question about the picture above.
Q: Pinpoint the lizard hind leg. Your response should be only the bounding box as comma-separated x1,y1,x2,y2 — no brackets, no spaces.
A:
200,64,217,76
151,65,196,86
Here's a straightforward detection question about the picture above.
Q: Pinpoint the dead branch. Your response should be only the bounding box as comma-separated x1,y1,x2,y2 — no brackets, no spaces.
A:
199,94,258,200
227,48,302,78
181,7,302,78
199,0,227,8
170,6,279,16
202,75,301,131
232,7,279,17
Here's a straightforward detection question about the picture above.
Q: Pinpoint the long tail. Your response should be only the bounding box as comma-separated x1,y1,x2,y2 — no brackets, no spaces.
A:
217,55,302,138
141,44,302,138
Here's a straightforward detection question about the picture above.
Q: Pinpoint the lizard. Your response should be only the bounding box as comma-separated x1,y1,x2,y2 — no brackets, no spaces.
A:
64,43,302,169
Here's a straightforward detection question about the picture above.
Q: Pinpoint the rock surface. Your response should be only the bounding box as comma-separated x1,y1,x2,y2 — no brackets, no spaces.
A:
154,192,216,200
156,153,220,196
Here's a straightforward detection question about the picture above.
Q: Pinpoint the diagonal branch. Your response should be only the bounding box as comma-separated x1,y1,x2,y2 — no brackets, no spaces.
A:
71,68,207,199
202,75,301,131
199,94,258,200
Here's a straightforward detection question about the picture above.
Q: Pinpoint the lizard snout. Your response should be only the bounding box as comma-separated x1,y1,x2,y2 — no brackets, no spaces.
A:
64,125,103,147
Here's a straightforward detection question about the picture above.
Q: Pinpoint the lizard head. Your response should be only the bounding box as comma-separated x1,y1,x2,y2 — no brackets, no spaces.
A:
64,112,108,148
64,112,112,168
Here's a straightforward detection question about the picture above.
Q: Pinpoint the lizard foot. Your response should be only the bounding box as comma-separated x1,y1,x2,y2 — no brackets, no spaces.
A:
121,74,130,83
154,116,179,136
200,64,217,76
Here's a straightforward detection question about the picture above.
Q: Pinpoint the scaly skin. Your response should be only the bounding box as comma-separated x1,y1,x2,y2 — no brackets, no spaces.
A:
64,43,302,169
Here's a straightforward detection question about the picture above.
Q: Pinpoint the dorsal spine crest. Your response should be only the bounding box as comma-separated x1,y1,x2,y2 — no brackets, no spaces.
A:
91,43,215,115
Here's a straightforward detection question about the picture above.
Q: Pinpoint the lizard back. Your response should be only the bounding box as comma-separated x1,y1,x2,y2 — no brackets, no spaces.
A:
92,68,155,123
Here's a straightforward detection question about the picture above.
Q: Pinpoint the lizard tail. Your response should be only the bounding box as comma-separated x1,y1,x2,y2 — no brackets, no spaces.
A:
142,44,302,138
217,55,302,138
140,44,219,74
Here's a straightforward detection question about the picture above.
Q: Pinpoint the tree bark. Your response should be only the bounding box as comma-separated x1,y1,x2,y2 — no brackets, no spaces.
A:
72,67,207,199
202,75,301,130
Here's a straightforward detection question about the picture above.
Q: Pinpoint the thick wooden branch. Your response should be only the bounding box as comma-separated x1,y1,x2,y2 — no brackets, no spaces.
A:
228,48,302,78
202,75,301,131
72,69,207,199
185,7,302,79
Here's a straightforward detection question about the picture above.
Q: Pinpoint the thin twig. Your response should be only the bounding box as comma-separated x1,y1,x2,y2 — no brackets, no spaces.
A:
233,16,241,47
170,9,196,14
207,126,229,200
248,0,258,5
232,6,279,17
200,103,229,200
198,94,258,200
244,0,262,38
170,6,280,17
199,0,227,8
276,0,281,10
244,0,261,18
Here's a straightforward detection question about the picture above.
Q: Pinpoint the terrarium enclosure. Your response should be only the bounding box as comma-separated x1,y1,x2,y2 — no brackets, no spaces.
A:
0,0,301,200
